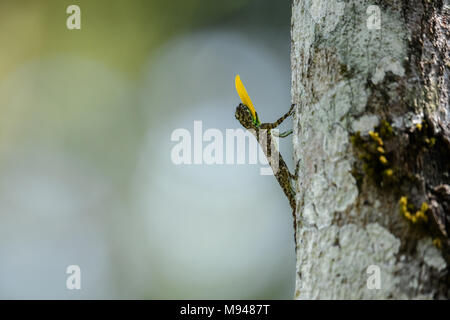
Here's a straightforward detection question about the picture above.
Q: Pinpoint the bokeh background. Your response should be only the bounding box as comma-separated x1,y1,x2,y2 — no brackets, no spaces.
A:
0,0,295,299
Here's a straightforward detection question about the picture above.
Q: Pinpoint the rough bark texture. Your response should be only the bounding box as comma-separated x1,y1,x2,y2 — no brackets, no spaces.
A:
291,0,449,299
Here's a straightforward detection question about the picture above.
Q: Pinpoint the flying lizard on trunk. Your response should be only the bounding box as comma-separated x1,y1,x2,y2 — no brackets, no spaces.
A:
234,75,298,243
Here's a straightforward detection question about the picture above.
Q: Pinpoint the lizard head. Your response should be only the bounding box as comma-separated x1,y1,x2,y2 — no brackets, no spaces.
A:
235,103,258,129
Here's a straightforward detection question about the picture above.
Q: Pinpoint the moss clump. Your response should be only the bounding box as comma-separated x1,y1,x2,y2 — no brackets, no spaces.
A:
351,117,448,252
433,238,442,249
379,119,394,138
350,121,396,187
410,120,437,151
398,196,429,224
350,118,438,190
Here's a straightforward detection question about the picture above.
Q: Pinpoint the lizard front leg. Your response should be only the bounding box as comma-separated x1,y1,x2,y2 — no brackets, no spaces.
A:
272,129,293,138
259,104,295,130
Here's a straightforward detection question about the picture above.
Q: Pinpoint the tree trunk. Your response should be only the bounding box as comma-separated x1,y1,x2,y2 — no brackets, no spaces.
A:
291,0,449,299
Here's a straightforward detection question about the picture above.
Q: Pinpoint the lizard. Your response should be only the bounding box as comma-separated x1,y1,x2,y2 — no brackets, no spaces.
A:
234,74,298,242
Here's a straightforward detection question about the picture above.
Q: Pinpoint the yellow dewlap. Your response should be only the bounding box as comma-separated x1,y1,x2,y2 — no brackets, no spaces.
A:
235,75,256,120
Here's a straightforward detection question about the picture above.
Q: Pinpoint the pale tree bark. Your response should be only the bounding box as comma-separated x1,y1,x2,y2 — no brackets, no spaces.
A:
291,0,449,299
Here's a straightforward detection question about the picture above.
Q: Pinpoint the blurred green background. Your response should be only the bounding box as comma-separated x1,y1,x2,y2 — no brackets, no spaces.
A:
0,0,295,299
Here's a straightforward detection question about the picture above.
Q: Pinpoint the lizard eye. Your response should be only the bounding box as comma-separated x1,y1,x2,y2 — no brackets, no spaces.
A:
235,75,257,120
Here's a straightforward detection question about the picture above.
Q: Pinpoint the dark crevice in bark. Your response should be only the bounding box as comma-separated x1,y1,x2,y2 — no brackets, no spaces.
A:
402,0,450,249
